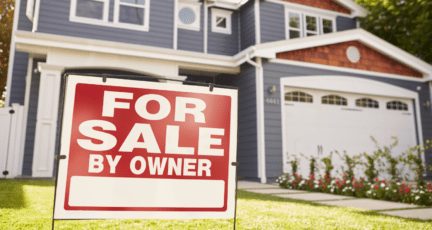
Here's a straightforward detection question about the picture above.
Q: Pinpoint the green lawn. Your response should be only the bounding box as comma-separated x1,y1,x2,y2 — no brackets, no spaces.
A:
1,179,431,230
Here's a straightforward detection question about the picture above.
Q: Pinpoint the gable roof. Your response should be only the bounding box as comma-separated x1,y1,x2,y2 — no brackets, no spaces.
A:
254,28,432,79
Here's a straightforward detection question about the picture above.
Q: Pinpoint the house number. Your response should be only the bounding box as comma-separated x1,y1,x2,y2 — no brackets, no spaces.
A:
266,98,280,105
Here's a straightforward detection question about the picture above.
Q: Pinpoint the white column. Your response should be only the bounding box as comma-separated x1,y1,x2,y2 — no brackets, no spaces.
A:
32,63,64,177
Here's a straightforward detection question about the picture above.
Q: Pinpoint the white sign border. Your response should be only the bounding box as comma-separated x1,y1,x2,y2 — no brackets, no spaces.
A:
54,75,238,220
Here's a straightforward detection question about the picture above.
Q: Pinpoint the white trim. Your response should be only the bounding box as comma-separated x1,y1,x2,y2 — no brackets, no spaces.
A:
268,0,367,18
270,59,427,83
113,0,150,31
173,0,178,50
279,76,424,175
254,57,266,183
254,0,260,44
255,29,432,79
32,0,41,32
285,10,303,39
14,31,245,69
5,0,21,107
211,8,232,35
26,0,35,21
177,1,201,31
19,56,35,176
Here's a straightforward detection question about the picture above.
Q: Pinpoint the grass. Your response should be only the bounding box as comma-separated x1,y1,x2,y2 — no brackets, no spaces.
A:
1,179,432,229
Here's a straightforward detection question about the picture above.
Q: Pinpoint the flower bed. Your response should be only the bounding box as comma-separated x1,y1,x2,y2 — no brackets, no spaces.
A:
276,173,432,206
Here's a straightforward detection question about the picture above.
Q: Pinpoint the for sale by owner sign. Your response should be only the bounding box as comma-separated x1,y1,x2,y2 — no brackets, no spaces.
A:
53,75,238,220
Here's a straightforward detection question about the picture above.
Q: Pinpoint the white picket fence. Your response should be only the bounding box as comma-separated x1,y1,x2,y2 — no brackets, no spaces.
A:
0,104,25,179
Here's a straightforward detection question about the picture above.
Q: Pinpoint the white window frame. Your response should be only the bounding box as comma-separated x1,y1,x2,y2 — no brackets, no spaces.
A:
177,1,201,31
304,13,319,37
320,16,336,34
113,0,150,31
70,0,150,31
70,0,109,24
285,10,303,39
211,8,232,35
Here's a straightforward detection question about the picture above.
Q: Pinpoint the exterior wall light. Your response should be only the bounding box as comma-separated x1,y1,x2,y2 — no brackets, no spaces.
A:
424,100,431,109
269,85,276,94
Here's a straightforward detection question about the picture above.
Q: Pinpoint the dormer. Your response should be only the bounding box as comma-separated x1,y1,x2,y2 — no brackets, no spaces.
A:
246,0,368,45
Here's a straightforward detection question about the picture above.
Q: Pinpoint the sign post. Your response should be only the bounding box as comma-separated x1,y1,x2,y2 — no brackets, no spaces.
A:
52,74,238,227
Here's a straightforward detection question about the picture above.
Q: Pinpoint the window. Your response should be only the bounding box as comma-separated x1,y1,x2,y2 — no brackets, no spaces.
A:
70,0,150,31
114,0,150,29
321,18,335,34
211,8,232,34
356,98,379,108
286,11,302,39
387,101,408,111
71,0,109,22
285,8,336,40
285,91,313,103
178,1,201,31
304,15,318,36
322,95,347,106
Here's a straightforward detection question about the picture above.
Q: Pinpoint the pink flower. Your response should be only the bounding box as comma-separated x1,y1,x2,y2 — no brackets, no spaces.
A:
382,179,386,183
297,177,301,181
344,174,347,177
324,175,328,178
375,178,379,182
323,185,327,188
294,173,297,177
401,183,406,187
352,177,356,180
375,185,379,189
336,180,340,184
338,184,342,188
319,181,323,185
404,187,410,194
427,188,431,192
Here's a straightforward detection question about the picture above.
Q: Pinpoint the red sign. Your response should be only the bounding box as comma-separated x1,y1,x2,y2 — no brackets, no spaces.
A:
54,75,238,220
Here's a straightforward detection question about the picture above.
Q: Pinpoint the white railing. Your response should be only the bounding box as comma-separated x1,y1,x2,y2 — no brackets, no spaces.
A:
0,104,25,179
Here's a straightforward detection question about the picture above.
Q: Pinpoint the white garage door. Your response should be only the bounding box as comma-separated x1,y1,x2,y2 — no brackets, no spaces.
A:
283,86,418,179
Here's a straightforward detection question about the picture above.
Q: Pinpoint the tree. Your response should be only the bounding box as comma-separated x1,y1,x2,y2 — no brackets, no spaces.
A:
0,0,14,105
355,0,432,64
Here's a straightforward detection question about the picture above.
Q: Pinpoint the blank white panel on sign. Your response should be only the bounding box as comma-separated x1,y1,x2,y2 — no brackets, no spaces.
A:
69,176,225,208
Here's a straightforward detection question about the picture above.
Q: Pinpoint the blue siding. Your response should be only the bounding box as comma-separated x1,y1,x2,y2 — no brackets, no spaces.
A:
178,5,204,53
17,0,33,31
8,51,28,106
260,1,285,43
37,0,174,49
239,0,255,50
207,8,239,56
22,58,45,176
336,16,357,31
233,64,259,181
262,62,432,181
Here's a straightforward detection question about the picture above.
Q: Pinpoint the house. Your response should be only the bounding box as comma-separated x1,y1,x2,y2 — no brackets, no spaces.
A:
2,0,432,183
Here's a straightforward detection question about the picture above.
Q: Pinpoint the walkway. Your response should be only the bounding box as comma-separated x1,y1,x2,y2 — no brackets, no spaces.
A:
238,181,432,220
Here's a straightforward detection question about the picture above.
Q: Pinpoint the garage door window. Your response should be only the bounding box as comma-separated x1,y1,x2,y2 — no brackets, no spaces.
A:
356,98,379,108
387,101,408,111
285,91,313,103
322,95,347,106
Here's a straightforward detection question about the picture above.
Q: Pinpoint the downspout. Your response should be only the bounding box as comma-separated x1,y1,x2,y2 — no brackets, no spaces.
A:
246,50,267,183
204,1,217,54
173,0,178,50
32,0,41,32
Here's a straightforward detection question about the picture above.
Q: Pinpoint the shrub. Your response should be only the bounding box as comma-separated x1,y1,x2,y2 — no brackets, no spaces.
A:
321,152,334,178
335,150,362,180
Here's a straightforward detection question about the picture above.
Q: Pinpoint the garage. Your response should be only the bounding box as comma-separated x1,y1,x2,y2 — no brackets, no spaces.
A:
281,78,420,179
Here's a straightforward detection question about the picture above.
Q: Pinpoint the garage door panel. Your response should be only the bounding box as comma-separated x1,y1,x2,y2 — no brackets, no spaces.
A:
283,87,418,180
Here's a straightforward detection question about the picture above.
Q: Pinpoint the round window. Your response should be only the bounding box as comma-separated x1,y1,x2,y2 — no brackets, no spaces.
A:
179,7,195,25
346,46,361,63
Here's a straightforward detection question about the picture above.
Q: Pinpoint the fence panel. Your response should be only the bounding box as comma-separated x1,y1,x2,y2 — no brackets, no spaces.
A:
0,107,12,177
0,104,25,178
